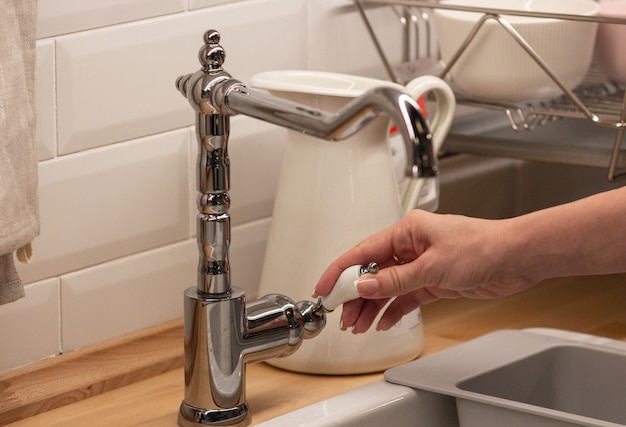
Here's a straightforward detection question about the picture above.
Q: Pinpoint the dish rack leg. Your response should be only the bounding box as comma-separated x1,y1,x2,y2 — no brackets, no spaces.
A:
355,1,399,83
608,127,626,181
607,90,626,181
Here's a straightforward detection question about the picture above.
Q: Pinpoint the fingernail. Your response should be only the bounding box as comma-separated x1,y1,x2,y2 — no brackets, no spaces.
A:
356,278,379,296
376,318,392,332
340,320,347,331
311,290,318,298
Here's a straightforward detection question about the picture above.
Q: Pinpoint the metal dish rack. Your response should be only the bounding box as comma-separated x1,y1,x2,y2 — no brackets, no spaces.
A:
353,0,626,180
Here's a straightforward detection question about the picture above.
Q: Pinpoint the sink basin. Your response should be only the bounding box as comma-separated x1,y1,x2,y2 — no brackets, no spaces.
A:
387,328,626,427
457,345,625,425
254,378,458,427
258,329,626,427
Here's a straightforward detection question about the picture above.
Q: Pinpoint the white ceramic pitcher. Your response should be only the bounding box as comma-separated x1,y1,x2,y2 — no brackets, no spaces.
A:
251,71,455,374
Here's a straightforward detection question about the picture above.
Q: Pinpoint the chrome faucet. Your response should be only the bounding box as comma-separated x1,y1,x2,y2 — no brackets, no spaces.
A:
175,30,437,427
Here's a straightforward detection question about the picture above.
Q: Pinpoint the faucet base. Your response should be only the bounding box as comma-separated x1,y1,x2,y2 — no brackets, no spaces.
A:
178,401,250,427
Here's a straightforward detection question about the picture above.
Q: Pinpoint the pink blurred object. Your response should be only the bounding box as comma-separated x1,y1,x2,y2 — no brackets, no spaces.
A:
595,1,626,83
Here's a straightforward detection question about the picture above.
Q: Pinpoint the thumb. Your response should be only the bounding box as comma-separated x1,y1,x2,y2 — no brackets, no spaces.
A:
355,263,418,299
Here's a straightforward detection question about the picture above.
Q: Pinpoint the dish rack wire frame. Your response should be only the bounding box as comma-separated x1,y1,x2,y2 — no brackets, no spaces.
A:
354,0,626,181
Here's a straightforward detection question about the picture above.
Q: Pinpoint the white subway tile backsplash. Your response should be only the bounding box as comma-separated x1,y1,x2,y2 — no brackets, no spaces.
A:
55,0,307,155
0,279,60,372
61,240,196,351
37,0,186,38
213,0,307,83
308,0,403,75
17,129,190,284
55,20,194,155
35,40,56,161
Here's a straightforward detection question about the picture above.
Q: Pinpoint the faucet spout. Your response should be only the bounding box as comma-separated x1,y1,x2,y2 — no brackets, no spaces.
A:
217,81,437,178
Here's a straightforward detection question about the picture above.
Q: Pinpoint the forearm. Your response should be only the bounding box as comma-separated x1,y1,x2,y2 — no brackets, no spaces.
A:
504,186,626,282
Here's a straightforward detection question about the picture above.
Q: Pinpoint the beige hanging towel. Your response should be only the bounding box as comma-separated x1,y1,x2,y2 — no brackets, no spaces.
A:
0,0,40,305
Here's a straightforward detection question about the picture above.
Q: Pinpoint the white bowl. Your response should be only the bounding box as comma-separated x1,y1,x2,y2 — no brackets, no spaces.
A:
433,0,599,103
594,1,626,84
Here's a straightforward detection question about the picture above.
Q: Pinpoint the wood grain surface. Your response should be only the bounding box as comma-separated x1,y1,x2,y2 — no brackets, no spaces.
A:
2,273,625,426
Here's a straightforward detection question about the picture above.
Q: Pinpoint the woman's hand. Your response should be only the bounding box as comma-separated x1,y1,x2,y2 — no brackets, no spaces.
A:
313,209,536,334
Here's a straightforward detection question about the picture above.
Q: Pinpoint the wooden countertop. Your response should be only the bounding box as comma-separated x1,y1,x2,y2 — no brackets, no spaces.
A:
5,273,626,426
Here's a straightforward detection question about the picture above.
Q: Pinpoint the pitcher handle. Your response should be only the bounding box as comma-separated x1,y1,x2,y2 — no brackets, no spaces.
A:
401,76,456,214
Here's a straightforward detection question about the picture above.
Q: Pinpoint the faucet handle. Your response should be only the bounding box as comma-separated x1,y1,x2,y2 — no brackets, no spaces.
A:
316,263,379,313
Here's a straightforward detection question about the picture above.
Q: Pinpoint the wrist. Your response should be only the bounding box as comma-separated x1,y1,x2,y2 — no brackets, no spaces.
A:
496,214,558,284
